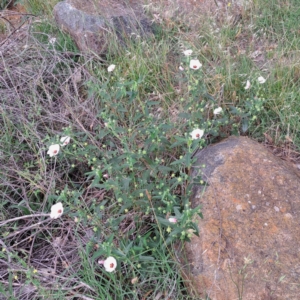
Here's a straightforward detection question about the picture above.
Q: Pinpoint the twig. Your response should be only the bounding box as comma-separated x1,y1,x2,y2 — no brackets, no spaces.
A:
0,12,36,17
214,0,219,8
0,213,49,227
0,280,36,288
0,17,30,47
4,219,50,239
66,294,95,300
0,277,93,292
7,268,96,292
28,233,37,264
9,233,37,248
0,16,16,30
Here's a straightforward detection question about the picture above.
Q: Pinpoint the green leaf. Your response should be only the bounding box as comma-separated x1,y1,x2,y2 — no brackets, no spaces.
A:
139,255,154,261
178,112,191,119
13,205,31,215
156,216,172,226
92,249,106,260
189,222,200,237
242,118,249,132
173,207,182,219
122,177,131,190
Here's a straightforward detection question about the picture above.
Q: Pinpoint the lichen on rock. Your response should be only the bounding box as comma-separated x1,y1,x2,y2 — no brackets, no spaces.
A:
180,136,300,300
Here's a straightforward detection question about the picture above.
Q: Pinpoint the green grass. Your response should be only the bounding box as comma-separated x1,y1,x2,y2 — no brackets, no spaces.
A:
0,0,300,299
21,0,59,15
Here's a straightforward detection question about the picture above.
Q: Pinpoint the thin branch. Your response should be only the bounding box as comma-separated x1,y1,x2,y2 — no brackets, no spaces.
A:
4,219,50,239
0,18,30,47
0,16,16,30
0,11,36,17
0,213,49,227
66,294,95,300
7,268,96,292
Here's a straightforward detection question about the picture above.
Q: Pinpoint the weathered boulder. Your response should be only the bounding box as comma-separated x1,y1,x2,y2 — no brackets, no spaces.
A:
181,136,300,300
53,0,153,54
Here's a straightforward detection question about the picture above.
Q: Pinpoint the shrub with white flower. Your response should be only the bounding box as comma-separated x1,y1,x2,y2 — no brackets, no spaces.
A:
190,129,204,140
98,256,117,272
60,136,70,146
47,144,60,157
258,76,266,84
245,80,251,90
50,202,64,219
213,107,223,115
183,49,193,56
107,64,116,72
189,59,202,70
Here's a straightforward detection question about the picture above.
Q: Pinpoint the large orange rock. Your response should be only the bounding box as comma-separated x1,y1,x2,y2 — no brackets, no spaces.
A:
182,136,300,300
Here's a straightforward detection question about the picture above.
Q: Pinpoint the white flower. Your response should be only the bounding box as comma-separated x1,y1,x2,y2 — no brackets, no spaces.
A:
258,76,266,84
245,80,251,90
98,256,117,272
189,59,202,70
213,107,223,115
60,136,70,146
179,65,184,71
107,64,116,72
49,37,56,45
131,277,138,284
190,129,204,140
168,217,177,224
50,202,64,219
47,144,60,157
183,49,193,56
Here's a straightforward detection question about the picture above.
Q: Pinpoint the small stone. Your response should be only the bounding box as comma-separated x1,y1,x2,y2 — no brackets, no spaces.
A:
236,204,242,211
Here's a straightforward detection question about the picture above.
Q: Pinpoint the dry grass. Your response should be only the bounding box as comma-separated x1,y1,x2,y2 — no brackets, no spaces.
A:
1,0,300,299
0,23,104,298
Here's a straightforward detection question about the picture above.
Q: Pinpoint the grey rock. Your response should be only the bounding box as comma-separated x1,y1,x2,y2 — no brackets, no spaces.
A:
53,0,154,54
